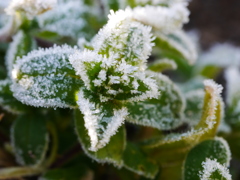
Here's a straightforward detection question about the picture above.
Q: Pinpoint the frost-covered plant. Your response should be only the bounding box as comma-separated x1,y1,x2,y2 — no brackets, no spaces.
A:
0,0,238,180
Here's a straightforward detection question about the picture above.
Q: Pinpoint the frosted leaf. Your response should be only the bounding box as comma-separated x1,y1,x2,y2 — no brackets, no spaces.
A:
0,79,30,114
92,8,155,70
184,89,204,127
148,58,177,72
11,114,49,166
11,45,83,108
183,137,231,180
76,88,128,151
154,30,198,65
199,43,240,68
69,50,159,103
178,76,205,93
5,30,37,79
132,2,189,33
225,67,240,107
126,72,185,130
224,67,240,125
37,1,97,40
199,158,232,180
75,109,126,166
6,0,57,19
142,79,223,148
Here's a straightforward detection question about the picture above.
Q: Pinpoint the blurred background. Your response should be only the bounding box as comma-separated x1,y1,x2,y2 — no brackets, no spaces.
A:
186,0,240,49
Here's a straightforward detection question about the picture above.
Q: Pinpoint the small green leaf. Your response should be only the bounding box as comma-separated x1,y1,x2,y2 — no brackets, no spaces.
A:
11,114,49,166
126,72,185,130
74,109,126,166
184,89,204,127
154,30,197,66
11,45,83,108
37,1,100,41
0,79,30,113
142,79,223,149
39,165,92,180
148,58,177,72
183,137,232,180
123,142,159,179
5,30,36,78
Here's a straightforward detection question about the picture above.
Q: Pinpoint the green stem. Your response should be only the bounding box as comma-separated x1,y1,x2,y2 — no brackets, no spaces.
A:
43,121,58,168
0,166,44,179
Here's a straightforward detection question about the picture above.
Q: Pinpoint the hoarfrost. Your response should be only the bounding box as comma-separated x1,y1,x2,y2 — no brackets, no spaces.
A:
77,89,128,151
6,0,57,19
199,158,231,180
11,45,82,108
38,1,92,39
132,2,189,33
143,80,223,148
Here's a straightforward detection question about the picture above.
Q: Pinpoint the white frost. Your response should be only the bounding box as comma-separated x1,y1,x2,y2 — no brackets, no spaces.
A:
11,45,78,108
199,158,232,180
132,2,189,33
77,89,128,151
6,0,57,19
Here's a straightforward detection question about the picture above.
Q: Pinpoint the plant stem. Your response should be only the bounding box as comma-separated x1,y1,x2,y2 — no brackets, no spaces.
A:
0,166,44,179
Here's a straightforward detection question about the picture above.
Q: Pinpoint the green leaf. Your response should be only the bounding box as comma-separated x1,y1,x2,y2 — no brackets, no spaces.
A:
39,165,92,180
148,58,177,72
141,79,223,150
178,76,205,93
225,67,240,127
183,137,232,180
5,30,36,78
184,89,204,127
74,108,126,166
154,30,197,66
37,1,100,41
123,142,159,179
0,79,30,113
11,45,83,108
126,72,185,130
11,114,49,166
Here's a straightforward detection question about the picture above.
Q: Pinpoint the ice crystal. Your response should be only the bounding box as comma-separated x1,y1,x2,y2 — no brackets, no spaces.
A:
199,158,231,180
6,0,57,19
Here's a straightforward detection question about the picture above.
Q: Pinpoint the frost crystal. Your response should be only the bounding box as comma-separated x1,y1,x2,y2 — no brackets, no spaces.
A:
6,0,57,19
199,158,231,180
